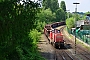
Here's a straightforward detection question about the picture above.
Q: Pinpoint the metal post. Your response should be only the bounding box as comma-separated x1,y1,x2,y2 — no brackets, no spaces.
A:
73,2,80,54
66,10,70,18
68,12,69,18
74,13,77,54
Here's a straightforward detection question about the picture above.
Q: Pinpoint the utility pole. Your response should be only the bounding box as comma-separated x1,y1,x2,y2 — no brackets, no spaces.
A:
73,2,80,54
66,10,70,18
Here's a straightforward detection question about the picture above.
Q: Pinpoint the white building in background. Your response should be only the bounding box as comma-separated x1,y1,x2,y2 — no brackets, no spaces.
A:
76,20,84,27
76,20,90,27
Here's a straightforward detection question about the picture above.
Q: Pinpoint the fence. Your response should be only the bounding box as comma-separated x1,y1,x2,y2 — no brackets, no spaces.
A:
67,27,90,45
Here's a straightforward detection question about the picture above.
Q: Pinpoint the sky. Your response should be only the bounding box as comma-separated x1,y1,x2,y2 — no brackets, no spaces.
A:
58,0,90,12
20,0,90,13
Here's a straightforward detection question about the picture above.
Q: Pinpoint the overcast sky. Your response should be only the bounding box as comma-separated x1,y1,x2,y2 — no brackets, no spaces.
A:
58,0,90,12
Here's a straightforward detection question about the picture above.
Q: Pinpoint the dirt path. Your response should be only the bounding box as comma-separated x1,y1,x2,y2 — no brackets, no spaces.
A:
37,34,55,60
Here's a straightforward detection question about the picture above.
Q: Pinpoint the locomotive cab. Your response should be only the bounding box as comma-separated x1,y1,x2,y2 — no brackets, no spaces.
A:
54,29,64,48
50,29,64,48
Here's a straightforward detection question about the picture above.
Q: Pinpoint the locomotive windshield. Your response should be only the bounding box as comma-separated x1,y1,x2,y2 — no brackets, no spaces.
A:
45,25,51,30
58,30,60,33
52,29,60,33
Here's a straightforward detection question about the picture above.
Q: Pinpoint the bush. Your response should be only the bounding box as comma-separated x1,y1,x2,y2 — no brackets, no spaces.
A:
35,20,46,32
29,29,41,44
66,17,75,28
14,29,45,60
0,1,45,60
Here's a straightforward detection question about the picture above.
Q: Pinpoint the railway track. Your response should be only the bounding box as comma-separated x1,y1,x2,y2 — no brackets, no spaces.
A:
76,47,90,60
75,43,90,60
57,49,74,60
62,26,90,60
43,24,90,60
54,25,90,60
53,26,78,60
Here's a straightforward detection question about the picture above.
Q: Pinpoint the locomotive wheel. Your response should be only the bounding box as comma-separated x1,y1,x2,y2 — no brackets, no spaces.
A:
51,42,53,45
53,42,58,49
60,43,64,48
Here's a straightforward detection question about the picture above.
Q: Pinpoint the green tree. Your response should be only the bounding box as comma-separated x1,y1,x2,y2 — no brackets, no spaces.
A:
0,0,44,60
85,11,90,15
37,8,56,23
43,0,59,12
83,11,90,20
34,8,56,32
56,8,65,21
66,17,75,29
72,13,84,21
60,1,66,12
59,1,66,21
67,12,73,18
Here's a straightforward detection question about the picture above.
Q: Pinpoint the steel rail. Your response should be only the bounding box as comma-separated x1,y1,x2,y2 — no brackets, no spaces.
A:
64,50,74,60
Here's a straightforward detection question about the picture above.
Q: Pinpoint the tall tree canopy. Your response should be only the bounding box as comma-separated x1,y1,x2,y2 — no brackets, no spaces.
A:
0,0,44,60
56,1,67,21
43,0,59,12
35,8,55,31
60,1,66,12
56,8,65,21
37,8,56,23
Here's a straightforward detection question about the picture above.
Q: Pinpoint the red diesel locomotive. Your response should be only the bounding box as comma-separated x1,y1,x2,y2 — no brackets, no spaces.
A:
44,22,65,48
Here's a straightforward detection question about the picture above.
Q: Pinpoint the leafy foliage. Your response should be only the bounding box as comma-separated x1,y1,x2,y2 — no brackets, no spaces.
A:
66,17,75,28
71,13,85,21
37,8,56,23
35,20,46,32
34,8,56,32
43,0,67,22
55,1,66,22
60,1,66,12
66,12,73,18
0,0,45,60
15,29,43,60
85,11,90,15
29,29,41,44
43,0,59,12
56,8,65,21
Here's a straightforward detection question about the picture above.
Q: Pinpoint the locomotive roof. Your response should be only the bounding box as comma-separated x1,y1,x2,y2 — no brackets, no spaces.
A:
45,24,51,26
